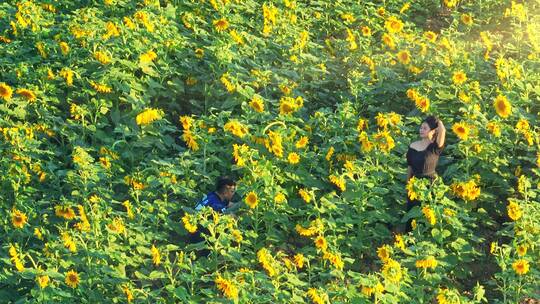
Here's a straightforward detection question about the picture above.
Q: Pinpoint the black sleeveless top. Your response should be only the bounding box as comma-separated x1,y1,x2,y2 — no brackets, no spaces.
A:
406,142,444,179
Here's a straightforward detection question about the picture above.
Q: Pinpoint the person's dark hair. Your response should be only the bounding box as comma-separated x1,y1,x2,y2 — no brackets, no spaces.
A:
216,176,236,193
423,116,439,130
423,116,439,142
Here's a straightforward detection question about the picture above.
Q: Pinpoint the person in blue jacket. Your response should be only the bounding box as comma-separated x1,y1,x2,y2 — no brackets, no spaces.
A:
188,176,238,255
194,176,237,213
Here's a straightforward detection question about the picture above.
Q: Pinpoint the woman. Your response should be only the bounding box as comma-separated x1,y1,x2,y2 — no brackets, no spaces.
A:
405,116,446,231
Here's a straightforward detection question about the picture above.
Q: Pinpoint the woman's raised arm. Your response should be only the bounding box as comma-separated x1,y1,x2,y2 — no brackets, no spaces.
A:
436,120,446,148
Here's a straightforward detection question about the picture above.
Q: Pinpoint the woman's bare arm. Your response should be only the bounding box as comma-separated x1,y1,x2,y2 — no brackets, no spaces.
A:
407,166,412,181
436,120,446,148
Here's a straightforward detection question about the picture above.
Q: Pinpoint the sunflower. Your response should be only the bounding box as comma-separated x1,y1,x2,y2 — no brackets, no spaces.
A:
16,88,36,101
55,205,76,220
12,208,28,229
215,275,239,300
59,41,69,55
406,177,418,200
512,259,529,275
517,244,528,257
274,192,286,204
249,95,264,112
361,26,371,37
139,50,157,64
229,29,244,44
0,82,13,100
122,285,134,303
377,245,390,262
452,70,467,85
486,121,501,137
213,18,229,32
194,48,204,58
298,188,312,203
37,275,50,289
224,120,249,138
444,0,457,8
452,122,470,140
515,118,529,132
406,88,419,101
245,191,258,209
294,253,305,268
416,256,438,269
314,235,328,251
340,13,355,23
382,33,396,49
415,96,430,112
151,244,161,266
65,270,80,288
287,152,300,164
136,108,163,126
90,81,112,93
93,51,111,64
181,213,197,234
461,14,473,26
424,31,437,42
385,16,403,34
493,94,512,118
397,50,411,64
507,200,522,221
295,136,309,149
422,206,436,225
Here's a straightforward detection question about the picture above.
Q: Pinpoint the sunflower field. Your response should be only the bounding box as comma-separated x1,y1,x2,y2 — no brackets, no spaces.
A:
1,0,539,303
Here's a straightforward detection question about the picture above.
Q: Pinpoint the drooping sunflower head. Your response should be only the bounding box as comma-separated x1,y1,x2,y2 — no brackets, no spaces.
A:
0,82,13,100
16,88,37,101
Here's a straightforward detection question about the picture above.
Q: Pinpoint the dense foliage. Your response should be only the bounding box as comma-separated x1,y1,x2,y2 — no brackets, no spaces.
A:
1,0,539,303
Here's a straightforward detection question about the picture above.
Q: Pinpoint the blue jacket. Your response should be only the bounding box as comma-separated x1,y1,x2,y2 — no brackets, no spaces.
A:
194,192,228,213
